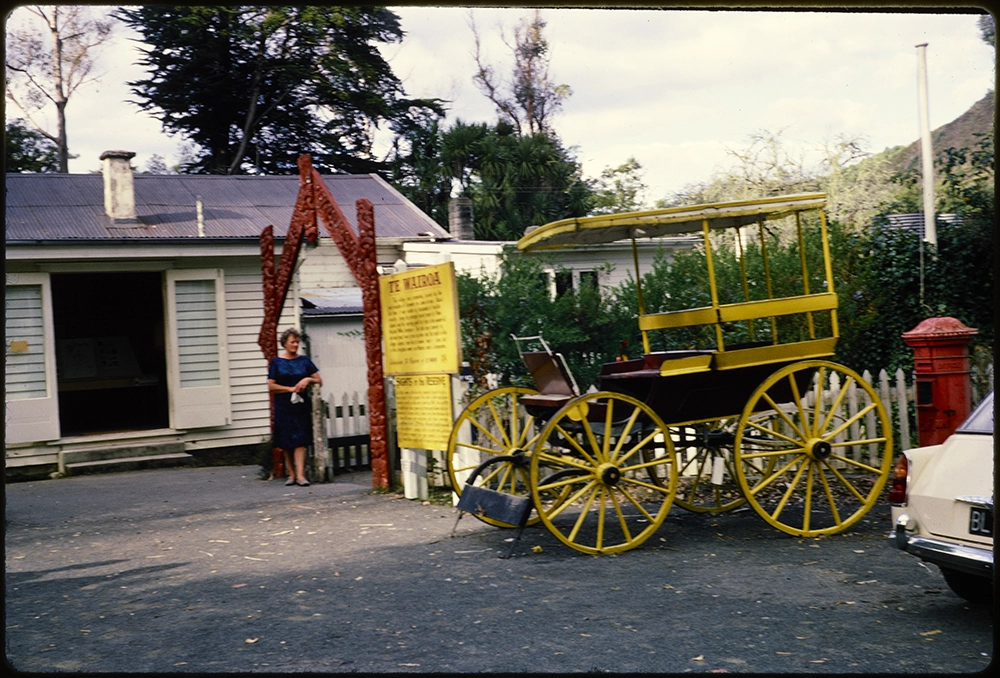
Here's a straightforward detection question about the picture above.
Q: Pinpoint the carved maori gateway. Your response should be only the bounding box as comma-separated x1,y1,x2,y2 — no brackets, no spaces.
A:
257,155,389,487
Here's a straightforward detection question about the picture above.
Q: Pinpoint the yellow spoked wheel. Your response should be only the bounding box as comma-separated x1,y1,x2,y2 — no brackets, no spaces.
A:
734,360,893,537
529,392,678,554
670,419,751,514
447,387,543,528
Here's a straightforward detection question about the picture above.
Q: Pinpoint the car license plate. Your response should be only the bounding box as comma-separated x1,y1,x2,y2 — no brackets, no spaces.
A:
969,507,993,537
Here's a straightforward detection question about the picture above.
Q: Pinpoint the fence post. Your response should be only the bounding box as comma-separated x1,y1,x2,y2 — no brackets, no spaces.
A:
451,376,475,505
342,392,352,471
325,392,337,474
354,391,366,469
385,377,399,488
862,370,877,458
826,371,845,468
846,378,860,463
401,447,428,500
311,383,330,482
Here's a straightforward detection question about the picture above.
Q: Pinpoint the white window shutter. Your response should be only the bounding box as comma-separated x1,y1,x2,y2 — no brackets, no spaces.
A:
5,273,61,444
165,269,231,429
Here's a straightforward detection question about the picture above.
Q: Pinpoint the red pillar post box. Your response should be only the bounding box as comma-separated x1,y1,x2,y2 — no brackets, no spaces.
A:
901,317,978,447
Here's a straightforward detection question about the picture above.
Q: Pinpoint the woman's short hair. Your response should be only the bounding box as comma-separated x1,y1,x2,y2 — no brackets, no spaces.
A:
279,327,301,347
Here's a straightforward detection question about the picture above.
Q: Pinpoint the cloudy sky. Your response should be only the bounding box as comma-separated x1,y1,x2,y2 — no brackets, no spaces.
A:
8,6,994,202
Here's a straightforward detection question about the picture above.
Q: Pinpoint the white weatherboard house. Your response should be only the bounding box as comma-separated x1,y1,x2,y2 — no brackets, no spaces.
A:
4,151,449,476
400,237,698,298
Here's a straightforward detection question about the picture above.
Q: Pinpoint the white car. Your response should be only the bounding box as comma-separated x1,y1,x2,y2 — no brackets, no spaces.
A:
889,391,994,603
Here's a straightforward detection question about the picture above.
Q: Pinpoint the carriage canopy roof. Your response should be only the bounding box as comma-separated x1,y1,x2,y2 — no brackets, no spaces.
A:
516,193,827,251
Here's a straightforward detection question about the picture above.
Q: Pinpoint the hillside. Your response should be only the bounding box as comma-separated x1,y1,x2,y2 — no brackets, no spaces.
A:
884,90,994,174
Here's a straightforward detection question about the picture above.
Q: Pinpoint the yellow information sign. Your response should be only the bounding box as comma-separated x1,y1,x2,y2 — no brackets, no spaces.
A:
394,374,453,450
380,261,461,376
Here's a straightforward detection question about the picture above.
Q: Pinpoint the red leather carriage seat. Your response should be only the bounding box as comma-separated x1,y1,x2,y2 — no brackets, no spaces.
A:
520,351,576,395
519,351,578,410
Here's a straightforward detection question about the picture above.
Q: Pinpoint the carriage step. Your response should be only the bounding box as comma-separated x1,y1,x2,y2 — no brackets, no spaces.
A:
455,485,533,559
456,485,533,527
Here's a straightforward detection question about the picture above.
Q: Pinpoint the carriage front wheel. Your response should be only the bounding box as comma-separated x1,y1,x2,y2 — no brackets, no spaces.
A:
529,392,678,554
733,360,893,537
447,386,544,528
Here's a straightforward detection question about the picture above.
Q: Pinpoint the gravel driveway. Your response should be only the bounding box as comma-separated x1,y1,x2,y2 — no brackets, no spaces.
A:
5,464,993,672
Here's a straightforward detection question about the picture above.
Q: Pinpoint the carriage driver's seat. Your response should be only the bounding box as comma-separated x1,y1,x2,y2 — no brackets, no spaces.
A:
512,335,580,410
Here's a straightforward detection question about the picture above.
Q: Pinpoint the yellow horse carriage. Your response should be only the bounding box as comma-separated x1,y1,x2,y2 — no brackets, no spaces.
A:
447,193,892,555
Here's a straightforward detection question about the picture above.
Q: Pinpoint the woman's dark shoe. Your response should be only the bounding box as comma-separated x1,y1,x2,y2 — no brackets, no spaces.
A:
296,479,310,487
285,477,296,486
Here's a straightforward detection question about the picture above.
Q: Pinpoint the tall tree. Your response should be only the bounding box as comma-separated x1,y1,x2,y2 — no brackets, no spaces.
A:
590,157,648,215
471,9,572,137
817,134,899,229
117,6,443,175
5,119,60,172
405,11,587,238
389,11,589,236
389,118,593,237
386,107,453,226
5,5,114,173
140,153,173,175
448,121,592,240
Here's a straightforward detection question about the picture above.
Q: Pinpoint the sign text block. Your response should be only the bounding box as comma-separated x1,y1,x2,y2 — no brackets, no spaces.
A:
395,374,453,450
380,261,461,376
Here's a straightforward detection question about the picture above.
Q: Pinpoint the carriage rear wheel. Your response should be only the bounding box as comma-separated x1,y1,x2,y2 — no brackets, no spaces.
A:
447,386,543,528
734,360,893,537
529,392,678,554
667,419,749,514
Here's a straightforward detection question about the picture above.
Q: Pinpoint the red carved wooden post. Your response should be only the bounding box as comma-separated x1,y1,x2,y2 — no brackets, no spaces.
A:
258,226,283,477
355,198,389,487
259,225,277,362
257,159,318,479
303,157,390,488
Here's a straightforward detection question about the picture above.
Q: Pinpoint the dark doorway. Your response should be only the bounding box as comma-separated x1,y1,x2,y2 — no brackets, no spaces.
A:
51,272,168,435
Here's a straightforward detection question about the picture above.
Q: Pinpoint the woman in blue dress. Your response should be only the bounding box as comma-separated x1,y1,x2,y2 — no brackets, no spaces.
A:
267,328,322,486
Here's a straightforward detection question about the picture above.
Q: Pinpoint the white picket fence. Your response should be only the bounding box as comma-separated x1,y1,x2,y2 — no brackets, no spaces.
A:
310,389,371,480
324,390,370,440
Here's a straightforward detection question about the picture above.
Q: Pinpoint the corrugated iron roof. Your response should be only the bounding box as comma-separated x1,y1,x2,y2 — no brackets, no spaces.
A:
5,173,450,241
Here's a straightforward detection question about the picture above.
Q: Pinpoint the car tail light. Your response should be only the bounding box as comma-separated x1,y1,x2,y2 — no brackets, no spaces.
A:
888,454,908,505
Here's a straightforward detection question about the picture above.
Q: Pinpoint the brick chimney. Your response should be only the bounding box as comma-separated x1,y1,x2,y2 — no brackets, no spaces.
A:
100,150,137,221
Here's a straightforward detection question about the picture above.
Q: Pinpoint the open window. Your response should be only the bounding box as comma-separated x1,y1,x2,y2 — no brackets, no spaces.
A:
579,270,599,290
164,269,231,429
5,273,60,444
